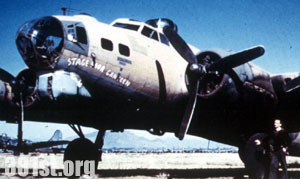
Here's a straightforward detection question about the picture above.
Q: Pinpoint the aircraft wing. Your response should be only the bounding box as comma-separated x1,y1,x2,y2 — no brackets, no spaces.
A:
26,140,69,149
285,76,300,93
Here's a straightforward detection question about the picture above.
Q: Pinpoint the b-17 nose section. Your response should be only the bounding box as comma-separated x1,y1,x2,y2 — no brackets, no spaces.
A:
16,16,64,70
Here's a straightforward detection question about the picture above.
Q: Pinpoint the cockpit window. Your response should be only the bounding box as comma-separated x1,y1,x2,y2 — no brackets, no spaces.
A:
159,33,169,46
113,23,140,31
62,22,89,56
67,24,87,45
141,26,158,41
76,26,87,44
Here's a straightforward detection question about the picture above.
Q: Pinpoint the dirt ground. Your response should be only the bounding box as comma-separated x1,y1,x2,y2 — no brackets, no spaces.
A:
0,152,244,169
0,152,300,178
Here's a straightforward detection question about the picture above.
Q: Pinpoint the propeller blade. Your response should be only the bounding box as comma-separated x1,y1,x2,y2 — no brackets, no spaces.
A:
0,68,15,83
177,80,200,140
285,76,300,93
163,27,197,64
208,46,265,72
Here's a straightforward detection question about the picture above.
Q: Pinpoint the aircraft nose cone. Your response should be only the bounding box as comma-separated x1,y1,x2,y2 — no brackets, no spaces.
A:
16,16,64,69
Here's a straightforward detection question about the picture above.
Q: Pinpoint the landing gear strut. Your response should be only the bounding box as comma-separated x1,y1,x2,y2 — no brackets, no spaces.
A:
15,93,24,156
94,130,105,161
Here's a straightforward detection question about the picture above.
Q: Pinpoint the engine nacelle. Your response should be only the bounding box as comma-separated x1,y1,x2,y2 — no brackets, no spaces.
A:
0,69,36,122
7,69,92,109
186,51,239,102
0,80,18,122
188,49,276,106
15,69,39,107
37,70,91,100
0,80,13,104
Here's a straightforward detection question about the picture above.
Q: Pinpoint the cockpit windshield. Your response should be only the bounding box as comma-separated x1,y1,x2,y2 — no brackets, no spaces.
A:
113,23,140,31
145,18,178,32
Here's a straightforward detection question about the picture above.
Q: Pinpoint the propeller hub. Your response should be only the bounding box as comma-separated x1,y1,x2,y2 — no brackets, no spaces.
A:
189,63,206,74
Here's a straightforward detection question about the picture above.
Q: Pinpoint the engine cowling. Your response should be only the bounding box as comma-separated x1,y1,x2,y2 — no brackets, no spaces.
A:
15,69,39,108
5,69,92,109
0,69,37,122
185,51,238,101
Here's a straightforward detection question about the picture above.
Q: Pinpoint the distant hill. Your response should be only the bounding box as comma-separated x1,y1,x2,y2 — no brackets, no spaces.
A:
67,130,237,152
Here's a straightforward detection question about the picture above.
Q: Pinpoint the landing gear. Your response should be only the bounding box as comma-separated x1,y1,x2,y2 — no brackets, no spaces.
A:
94,130,105,161
15,93,25,156
64,138,99,170
241,133,269,179
64,125,106,176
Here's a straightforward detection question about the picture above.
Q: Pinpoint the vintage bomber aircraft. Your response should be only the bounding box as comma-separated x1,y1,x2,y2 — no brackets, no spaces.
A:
1,13,300,176
0,130,68,154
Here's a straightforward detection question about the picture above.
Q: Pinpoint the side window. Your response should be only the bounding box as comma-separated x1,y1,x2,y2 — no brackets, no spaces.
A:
141,26,158,41
67,24,75,39
65,22,89,56
76,26,87,44
119,44,130,57
101,38,113,51
159,33,169,46
67,24,75,41
67,25,87,45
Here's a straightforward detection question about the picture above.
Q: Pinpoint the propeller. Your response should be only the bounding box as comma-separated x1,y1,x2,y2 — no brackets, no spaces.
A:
163,27,198,64
207,46,265,72
0,68,34,154
0,68,24,102
0,68,16,83
163,26,265,140
0,68,36,100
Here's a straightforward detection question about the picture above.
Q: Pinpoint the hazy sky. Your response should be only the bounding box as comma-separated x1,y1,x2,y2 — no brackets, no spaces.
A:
0,0,300,140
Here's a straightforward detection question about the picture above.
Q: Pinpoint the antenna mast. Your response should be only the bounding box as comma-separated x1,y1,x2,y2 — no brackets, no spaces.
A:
62,7,67,16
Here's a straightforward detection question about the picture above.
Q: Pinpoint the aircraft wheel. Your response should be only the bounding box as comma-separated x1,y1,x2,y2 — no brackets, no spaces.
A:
238,146,246,163
244,133,269,179
64,138,99,176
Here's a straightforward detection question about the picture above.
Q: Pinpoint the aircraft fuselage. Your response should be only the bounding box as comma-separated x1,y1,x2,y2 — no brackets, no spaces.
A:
2,14,300,147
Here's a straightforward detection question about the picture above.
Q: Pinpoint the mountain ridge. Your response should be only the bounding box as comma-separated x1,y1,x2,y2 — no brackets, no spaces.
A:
67,130,236,151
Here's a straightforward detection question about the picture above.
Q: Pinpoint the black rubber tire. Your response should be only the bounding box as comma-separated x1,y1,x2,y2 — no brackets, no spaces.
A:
244,133,269,179
238,146,246,163
64,138,99,177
